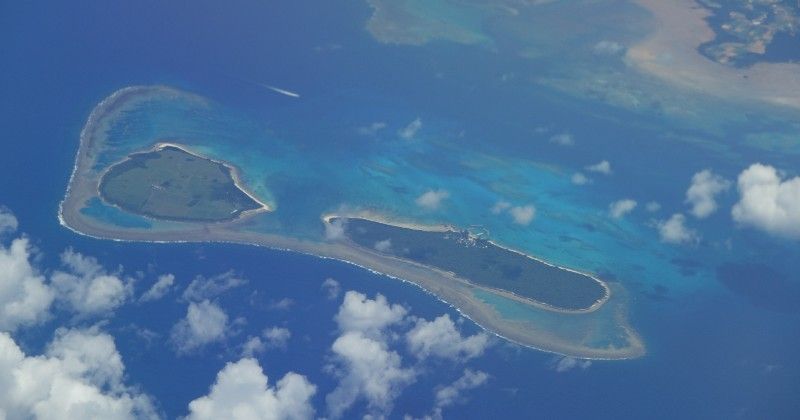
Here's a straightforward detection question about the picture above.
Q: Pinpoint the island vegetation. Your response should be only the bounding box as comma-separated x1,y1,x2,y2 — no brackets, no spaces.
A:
98,144,266,222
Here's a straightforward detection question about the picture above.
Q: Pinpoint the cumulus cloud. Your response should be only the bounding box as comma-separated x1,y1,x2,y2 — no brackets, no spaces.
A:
609,199,637,219
490,201,511,214
324,218,347,241
240,326,293,357
0,237,54,331
549,133,574,146
686,169,730,219
0,206,18,234
398,118,422,140
325,331,416,419
585,160,612,175
657,213,699,244
405,314,489,361
321,278,341,300
0,328,157,419
731,163,800,239
571,172,591,185
139,273,175,302
187,358,316,420
171,300,229,353
552,356,592,372
357,122,387,136
434,369,489,412
416,189,450,210
593,40,625,56
50,249,133,317
335,291,407,337
645,201,661,212
374,239,392,252
182,270,246,302
509,205,536,225
268,298,295,311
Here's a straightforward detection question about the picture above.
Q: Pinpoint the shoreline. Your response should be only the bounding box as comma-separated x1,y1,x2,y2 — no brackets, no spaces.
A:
58,84,646,360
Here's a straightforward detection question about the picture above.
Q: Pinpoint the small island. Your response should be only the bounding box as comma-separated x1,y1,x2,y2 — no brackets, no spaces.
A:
98,144,268,222
329,216,609,312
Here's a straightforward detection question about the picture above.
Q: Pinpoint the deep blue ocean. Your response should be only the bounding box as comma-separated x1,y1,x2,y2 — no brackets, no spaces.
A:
1,1,799,418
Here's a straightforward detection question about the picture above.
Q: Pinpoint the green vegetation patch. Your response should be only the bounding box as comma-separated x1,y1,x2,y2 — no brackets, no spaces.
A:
337,217,607,311
99,145,262,222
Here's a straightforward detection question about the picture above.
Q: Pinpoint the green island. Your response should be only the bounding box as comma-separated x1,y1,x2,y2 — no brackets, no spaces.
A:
333,217,609,312
98,144,266,222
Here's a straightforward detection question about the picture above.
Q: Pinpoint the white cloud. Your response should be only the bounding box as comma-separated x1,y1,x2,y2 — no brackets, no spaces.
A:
509,205,536,225
685,169,730,218
241,336,266,358
0,237,54,331
609,199,637,219
585,160,612,175
405,314,489,361
374,239,392,252
324,218,347,241
434,369,489,411
398,118,422,140
0,328,157,419
571,172,591,185
549,133,574,146
645,201,661,212
593,40,625,56
357,122,387,136
139,273,175,302
51,249,133,317
335,291,407,338
416,189,450,210
187,358,316,420
182,270,246,302
325,331,416,419
731,163,800,239
0,207,18,234
552,356,592,372
268,298,294,311
657,213,699,244
490,201,511,215
321,278,341,300
264,327,292,350
171,300,229,353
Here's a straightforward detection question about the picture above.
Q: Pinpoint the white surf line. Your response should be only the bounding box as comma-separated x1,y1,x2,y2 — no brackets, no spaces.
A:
260,83,301,98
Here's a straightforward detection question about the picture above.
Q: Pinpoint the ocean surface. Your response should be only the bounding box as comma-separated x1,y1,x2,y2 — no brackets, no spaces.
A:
1,1,799,418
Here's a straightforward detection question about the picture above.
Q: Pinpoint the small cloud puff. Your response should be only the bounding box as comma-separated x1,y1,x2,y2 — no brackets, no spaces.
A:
549,133,574,146
182,270,246,302
186,358,316,420
50,249,133,317
325,218,347,241
491,201,536,226
405,314,489,361
416,189,450,210
585,160,612,175
334,291,407,337
374,239,392,252
552,356,592,372
321,278,342,300
0,237,54,331
609,199,637,219
571,172,591,185
0,206,18,234
593,40,625,56
657,213,698,245
139,273,175,302
171,300,229,354
357,122,387,136
686,169,730,219
732,163,800,239
645,201,661,212
398,118,422,140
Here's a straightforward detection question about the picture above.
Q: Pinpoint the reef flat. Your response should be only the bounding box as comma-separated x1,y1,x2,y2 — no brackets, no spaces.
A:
59,85,645,360
99,144,267,222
